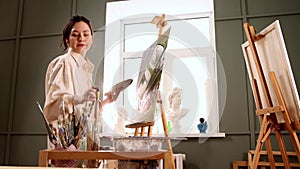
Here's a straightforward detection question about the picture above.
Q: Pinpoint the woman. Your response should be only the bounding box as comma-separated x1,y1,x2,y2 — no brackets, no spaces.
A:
43,15,113,145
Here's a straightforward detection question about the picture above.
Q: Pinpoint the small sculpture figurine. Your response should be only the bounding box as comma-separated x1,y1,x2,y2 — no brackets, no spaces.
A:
197,118,207,133
167,87,189,133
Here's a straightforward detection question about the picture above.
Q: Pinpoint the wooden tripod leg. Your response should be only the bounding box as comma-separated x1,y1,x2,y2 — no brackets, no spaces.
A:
265,137,276,169
258,122,275,169
250,115,268,169
250,135,263,169
157,91,176,169
289,131,300,161
274,129,291,169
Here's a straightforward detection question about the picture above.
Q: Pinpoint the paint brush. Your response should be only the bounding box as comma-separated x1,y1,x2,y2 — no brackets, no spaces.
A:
36,101,59,146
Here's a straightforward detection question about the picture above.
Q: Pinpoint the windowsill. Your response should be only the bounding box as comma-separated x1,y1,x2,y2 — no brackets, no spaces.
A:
100,132,226,138
156,133,226,138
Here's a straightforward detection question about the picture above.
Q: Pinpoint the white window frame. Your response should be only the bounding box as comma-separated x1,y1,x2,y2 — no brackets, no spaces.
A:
103,0,225,137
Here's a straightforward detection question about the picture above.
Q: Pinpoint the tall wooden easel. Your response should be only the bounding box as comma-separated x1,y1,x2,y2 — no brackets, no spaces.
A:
243,22,300,169
153,14,176,169
125,14,176,169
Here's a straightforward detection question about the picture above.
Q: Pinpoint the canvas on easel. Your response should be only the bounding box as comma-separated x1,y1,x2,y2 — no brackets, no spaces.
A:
241,20,300,169
123,14,176,169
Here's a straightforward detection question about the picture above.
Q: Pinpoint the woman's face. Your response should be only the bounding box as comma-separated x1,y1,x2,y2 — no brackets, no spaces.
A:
67,21,93,55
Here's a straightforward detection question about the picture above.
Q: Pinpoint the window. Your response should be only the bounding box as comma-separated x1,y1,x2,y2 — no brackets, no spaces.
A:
103,0,224,137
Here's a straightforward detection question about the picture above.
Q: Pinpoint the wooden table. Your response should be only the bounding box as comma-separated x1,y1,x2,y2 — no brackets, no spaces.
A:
39,149,172,168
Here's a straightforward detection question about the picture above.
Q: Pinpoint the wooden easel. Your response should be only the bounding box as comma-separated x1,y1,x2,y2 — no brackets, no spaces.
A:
124,90,176,169
125,14,176,169
152,14,176,168
243,22,300,169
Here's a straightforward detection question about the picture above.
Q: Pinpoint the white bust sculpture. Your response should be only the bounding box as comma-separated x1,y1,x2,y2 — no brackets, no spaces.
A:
167,87,189,133
114,106,127,135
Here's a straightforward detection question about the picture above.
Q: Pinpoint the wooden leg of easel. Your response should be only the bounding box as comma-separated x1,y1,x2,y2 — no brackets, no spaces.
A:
289,131,300,161
158,91,176,169
265,137,276,169
250,139,263,169
248,150,252,169
274,130,291,169
260,123,276,169
250,115,268,169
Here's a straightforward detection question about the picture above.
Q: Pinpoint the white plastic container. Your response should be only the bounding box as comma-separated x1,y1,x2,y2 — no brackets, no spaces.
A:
112,137,165,152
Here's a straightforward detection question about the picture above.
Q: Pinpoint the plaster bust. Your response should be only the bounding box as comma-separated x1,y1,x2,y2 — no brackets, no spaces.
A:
167,87,189,133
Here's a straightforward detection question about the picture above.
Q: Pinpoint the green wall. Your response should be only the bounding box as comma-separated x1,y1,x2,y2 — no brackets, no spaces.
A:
0,0,300,168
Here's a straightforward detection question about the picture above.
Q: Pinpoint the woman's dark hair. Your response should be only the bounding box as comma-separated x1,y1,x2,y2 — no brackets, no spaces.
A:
62,15,93,51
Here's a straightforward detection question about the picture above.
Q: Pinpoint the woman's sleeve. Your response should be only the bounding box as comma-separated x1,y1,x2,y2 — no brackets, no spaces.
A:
43,58,74,122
